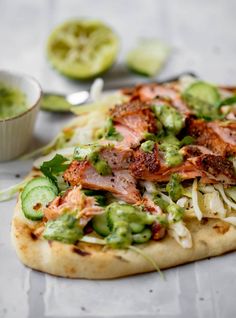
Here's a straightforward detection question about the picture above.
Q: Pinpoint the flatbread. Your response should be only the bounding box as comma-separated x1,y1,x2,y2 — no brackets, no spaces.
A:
10,83,236,279
11,191,236,279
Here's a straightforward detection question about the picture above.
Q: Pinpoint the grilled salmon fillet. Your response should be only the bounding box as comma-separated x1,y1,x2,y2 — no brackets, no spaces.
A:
64,160,141,204
186,117,236,156
110,100,157,134
62,80,236,204
123,83,190,114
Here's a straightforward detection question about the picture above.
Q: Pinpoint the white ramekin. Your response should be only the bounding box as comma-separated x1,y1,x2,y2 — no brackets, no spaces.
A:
0,70,42,161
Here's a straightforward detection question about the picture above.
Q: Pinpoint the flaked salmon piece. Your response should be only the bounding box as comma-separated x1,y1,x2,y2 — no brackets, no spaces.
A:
64,161,141,204
110,100,157,134
123,84,190,114
43,186,103,226
100,146,133,170
186,117,236,156
43,196,62,221
188,154,236,185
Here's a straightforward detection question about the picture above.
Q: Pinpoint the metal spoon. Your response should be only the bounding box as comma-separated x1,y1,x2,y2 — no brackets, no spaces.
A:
41,78,105,112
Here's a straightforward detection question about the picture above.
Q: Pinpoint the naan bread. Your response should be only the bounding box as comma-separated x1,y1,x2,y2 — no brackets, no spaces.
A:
12,194,236,279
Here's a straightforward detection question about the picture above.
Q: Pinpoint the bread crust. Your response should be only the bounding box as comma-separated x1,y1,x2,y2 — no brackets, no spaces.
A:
11,197,236,279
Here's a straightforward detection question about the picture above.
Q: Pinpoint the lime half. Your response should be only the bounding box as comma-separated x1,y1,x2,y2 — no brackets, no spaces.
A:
47,19,119,80
126,39,170,77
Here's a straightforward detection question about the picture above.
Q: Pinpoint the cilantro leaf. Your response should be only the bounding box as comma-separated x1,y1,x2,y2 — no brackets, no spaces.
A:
40,154,69,187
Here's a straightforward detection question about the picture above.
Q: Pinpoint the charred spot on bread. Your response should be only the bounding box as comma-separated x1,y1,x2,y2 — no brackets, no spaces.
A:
30,232,38,241
200,218,208,225
72,246,91,256
213,222,230,235
114,255,129,263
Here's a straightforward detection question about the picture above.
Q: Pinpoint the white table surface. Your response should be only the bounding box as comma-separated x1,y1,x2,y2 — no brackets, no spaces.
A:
0,0,236,317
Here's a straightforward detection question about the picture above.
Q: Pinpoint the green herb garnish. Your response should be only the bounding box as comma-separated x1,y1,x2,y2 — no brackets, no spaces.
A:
40,154,69,188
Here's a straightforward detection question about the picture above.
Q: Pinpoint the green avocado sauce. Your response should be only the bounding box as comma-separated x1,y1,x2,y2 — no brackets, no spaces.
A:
153,103,184,135
166,174,183,201
0,83,27,119
74,145,112,176
43,214,83,244
159,135,183,167
153,196,184,222
140,140,155,153
41,95,72,112
149,103,186,167
105,202,156,248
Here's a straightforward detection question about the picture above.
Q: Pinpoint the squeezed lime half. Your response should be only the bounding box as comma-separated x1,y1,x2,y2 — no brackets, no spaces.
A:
47,19,119,80
126,39,170,77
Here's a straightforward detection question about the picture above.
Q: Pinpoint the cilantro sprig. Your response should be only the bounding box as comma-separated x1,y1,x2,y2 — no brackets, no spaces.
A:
40,154,70,188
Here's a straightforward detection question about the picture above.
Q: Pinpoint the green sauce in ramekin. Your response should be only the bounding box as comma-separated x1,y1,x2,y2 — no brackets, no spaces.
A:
0,83,27,120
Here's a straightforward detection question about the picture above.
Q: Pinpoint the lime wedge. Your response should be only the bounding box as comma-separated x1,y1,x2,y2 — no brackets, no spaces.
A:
47,19,119,80
126,39,170,77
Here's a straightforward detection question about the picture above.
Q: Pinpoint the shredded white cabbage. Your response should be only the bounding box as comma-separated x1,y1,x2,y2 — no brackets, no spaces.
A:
221,217,236,226
214,184,236,211
191,179,203,220
159,192,173,204
80,235,105,245
20,134,62,160
168,221,192,248
199,184,215,194
71,92,127,116
203,191,226,218
182,186,192,198
0,180,27,202
68,111,107,146
141,181,158,194
176,197,188,208
225,187,236,203
90,78,104,102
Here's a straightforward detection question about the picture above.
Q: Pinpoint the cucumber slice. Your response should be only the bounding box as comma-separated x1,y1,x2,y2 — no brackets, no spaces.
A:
47,19,119,80
21,177,58,201
132,228,152,244
126,39,170,77
184,81,220,106
183,81,221,119
92,212,110,237
22,186,56,221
